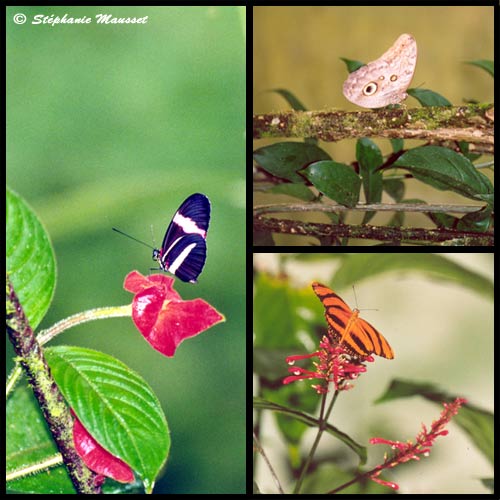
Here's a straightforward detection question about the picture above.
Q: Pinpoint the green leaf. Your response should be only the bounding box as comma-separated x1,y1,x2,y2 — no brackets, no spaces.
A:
407,88,452,107
253,274,314,349
390,138,404,153
376,379,493,465
329,254,493,300
269,88,307,111
268,183,317,201
254,397,367,464
465,60,494,77
480,478,494,492
426,211,458,229
253,142,331,183
6,383,143,494
340,57,365,73
356,138,383,223
383,178,406,202
456,207,493,232
302,463,391,494
253,230,275,246
254,347,297,380
393,146,493,200
6,188,56,330
7,384,75,494
45,346,170,493
301,160,361,208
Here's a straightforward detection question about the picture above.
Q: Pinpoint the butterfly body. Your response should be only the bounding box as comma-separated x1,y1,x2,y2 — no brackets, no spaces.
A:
153,193,210,283
312,282,394,359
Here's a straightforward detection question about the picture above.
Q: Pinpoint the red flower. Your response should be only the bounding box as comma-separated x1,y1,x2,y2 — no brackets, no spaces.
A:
283,333,369,393
367,398,468,490
124,271,225,357
72,412,134,484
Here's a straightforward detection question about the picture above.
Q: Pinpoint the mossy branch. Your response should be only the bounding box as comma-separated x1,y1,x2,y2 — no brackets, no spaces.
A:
253,215,494,246
253,104,494,152
6,276,100,494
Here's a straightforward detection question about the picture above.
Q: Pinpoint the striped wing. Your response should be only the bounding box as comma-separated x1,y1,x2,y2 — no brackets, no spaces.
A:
312,282,394,359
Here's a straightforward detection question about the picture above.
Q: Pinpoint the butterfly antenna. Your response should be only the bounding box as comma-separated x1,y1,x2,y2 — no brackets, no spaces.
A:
112,227,154,250
352,285,378,311
352,285,358,309
150,224,157,249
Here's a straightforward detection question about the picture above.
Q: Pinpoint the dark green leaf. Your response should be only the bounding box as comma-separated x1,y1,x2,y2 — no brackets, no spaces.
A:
465,60,494,77
456,207,493,232
393,146,493,200
269,183,316,201
426,211,457,229
457,141,482,162
6,188,56,330
356,138,384,172
7,384,75,494
390,138,404,153
45,346,170,493
253,274,317,348
254,142,331,183
383,178,406,202
480,478,494,492
474,192,494,209
253,398,367,464
270,88,307,111
301,161,361,208
340,57,365,73
253,230,275,246
356,139,383,223
407,88,452,107
302,463,392,494
331,254,493,299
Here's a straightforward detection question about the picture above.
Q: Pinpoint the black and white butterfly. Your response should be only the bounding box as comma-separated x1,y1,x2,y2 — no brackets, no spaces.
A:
152,193,210,283
113,193,210,283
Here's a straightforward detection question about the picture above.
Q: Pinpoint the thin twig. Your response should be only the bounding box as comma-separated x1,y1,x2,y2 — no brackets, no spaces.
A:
253,216,493,246
253,432,284,494
254,202,486,216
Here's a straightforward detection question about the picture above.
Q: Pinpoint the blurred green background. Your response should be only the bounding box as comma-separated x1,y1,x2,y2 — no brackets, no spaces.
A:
7,6,245,493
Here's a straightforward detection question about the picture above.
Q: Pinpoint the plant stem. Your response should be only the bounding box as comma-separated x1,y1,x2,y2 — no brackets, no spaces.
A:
6,276,100,494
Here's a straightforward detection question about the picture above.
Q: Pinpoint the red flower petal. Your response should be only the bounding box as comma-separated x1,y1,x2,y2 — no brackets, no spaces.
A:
124,271,225,357
73,413,134,484
124,271,180,300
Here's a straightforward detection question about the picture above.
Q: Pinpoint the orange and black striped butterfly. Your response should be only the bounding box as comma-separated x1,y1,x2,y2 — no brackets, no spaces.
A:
312,282,394,359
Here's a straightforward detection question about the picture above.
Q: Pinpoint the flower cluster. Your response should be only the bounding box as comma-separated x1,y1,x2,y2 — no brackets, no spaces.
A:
283,332,371,393
367,397,468,490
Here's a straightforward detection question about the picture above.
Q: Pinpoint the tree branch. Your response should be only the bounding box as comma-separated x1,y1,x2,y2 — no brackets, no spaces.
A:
253,216,493,246
6,276,100,494
253,104,494,152
254,202,485,217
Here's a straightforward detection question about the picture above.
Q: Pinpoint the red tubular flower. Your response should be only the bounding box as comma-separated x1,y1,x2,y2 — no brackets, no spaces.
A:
72,412,134,484
283,333,369,393
367,398,468,490
124,271,225,357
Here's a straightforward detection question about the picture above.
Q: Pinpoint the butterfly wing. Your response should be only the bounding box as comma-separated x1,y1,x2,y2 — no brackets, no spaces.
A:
354,316,394,359
312,282,394,359
160,234,207,283
311,282,353,332
157,193,211,283
342,33,417,109
161,193,210,250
